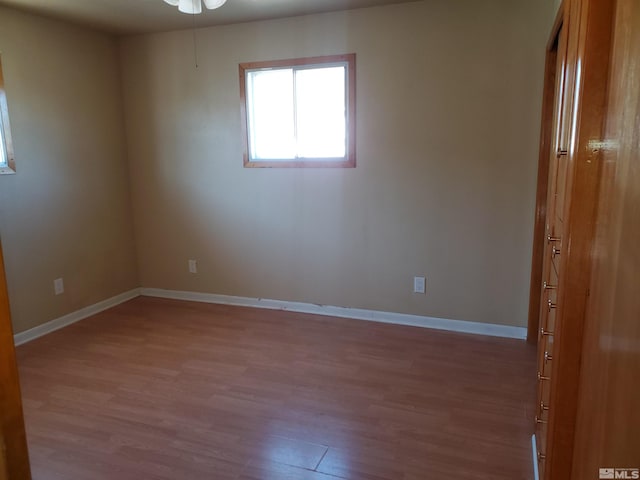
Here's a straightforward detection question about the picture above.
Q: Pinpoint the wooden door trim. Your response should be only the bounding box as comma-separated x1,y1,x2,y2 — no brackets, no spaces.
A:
527,3,565,344
0,241,31,479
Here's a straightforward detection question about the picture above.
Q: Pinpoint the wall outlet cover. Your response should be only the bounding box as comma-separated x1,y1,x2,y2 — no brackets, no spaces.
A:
54,278,64,295
413,276,426,294
188,259,197,274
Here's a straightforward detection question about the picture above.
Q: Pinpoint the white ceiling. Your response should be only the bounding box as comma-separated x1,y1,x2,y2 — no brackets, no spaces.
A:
0,0,418,35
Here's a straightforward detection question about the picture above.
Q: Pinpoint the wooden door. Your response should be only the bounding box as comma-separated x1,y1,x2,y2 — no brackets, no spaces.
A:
570,0,640,475
526,4,572,346
533,14,571,477
0,240,31,479
544,0,615,478
529,0,616,479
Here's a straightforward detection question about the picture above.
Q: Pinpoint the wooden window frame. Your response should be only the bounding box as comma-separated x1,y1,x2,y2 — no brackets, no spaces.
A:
239,54,356,168
0,57,15,175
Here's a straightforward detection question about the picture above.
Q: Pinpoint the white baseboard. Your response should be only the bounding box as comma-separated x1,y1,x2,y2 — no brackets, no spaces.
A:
532,434,540,480
13,287,526,346
140,288,527,340
13,288,141,346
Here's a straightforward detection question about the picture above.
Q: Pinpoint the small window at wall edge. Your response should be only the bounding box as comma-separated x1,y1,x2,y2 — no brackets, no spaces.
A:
0,55,16,175
239,53,356,168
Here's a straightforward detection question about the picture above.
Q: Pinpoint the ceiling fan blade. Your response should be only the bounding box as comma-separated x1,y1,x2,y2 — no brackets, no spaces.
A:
178,0,203,14
203,0,227,9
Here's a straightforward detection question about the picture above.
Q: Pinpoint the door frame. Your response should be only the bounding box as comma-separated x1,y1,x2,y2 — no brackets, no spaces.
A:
527,5,565,344
0,240,31,480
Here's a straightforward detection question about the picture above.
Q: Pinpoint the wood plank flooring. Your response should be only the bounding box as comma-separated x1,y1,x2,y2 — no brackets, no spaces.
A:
16,296,536,479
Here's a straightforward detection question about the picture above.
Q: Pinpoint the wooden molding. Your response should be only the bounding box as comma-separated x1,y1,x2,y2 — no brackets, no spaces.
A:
0,241,31,479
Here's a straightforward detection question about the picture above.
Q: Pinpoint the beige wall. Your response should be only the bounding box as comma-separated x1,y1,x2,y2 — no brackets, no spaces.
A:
550,0,563,26
0,7,139,333
554,0,563,14
121,0,552,327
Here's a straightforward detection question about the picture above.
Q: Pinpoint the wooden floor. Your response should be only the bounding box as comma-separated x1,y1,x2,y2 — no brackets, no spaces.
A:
16,297,536,480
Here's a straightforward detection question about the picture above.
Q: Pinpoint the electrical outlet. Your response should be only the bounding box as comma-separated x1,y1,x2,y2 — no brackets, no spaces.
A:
54,278,64,295
413,276,426,294
188,259,197,274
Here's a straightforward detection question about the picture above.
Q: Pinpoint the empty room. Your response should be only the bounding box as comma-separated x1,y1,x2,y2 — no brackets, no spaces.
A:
0,0,638,479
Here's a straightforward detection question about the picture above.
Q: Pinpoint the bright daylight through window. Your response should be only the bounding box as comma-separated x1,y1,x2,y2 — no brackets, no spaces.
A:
0,117,7,168
0,56,15,175
240,54,355,168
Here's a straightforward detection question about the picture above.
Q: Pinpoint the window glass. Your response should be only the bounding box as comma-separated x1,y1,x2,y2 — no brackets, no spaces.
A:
0,57,15,175
240,54,355,168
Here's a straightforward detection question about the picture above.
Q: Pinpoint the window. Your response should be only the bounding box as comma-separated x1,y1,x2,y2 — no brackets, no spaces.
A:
0,57,15,175
239,54,355,168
